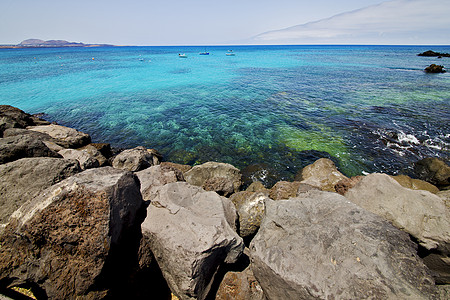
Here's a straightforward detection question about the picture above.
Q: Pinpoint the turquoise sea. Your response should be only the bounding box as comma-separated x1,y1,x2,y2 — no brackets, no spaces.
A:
1,45,449,186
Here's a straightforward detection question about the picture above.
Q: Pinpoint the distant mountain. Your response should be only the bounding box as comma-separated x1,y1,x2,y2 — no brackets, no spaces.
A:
248,0,450,45
0,39,114,48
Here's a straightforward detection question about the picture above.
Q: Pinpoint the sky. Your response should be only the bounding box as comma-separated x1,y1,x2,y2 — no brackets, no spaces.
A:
0,0,390,45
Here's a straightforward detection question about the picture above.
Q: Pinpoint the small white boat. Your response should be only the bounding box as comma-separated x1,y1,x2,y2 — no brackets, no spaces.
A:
178,53,188,58
226,50,235,56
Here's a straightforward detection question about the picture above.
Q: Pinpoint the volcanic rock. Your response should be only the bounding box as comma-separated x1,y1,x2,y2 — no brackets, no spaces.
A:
58,148,100,170
334,176,364,195
230,191,268,239
391,174,439,194
268,181,302,200
0,105,49,136
141,182,244,300
414,157,450,188
0,167,146,299
424,64,446,73
215,263,265,300
250,192,438,299
0,157,80,225
27,124,91,148
112,146,161,172
184,162,242,196
0,134,62,164
295,158,348,192
135,164,185,200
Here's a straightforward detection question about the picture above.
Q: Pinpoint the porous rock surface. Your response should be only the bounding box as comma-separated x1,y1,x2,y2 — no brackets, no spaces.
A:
295,158,348,192
142,182,244,300
184,162,242,196
112,146,161,172
250,192,438,299
0,167,146,299
27,124,91,148
215,264,265,300
0,134,61,164
0,157,80,225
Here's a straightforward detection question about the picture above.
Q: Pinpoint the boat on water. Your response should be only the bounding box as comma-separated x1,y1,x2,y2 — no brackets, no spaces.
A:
178,54,188,58
199,51,209,55
226,50,235,56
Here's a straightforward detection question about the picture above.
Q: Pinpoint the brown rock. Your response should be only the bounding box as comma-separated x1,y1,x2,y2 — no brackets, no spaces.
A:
296,158,348,192
112,146,161,172
161,161,192,174
391,175,439,194
215,265,265,300
246,181,269,193
415,157,450,188
269,181,302,200
335,176,364,195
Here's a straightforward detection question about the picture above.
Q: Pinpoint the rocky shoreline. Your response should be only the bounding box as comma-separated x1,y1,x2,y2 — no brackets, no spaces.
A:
1,105,449,299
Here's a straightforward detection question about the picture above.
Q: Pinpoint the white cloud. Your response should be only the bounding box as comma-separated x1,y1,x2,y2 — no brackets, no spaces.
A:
249,0,450,44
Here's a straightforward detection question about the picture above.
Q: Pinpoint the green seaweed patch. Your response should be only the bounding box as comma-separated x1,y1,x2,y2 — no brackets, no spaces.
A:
278,125,350,162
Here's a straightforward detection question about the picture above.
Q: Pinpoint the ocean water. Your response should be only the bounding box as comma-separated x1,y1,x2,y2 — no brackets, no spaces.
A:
1,45,449,186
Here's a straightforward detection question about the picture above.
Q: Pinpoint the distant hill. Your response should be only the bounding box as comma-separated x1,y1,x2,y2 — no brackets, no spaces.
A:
0,39,113,49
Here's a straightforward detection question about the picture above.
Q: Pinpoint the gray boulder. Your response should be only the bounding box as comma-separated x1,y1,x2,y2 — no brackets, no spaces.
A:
136,164,184,200
184,162,242,196
0,167,146,299
58,148,100,170
112,146,161,172
230,191,268,239
0,157,80,225
295,158,348,192
345,174,450,252
250,192,438,299
142,182,244,300
78,144,109,166
27,124,91,148
0,134,62,164
345,173,450,283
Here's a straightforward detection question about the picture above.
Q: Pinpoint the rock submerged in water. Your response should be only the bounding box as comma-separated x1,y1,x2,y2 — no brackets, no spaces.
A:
418,50,450,57
424,64,446,73
250,192,438,299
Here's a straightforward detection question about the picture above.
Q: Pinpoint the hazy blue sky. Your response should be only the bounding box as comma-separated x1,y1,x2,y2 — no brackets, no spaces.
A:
0,0,387,45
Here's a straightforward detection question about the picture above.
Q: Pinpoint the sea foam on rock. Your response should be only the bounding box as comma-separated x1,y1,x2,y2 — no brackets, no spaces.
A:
141,182,244,300
250,192,438,299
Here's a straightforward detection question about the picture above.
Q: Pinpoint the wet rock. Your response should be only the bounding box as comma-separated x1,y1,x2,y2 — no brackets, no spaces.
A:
90,143,113,159
215,264,265,300
424,64,446,73
414,157,450,188
161,161,192,174
142,182,244,300
112,146,161,172
136,164,185,200
184,162,242,196
345,173,450,283
27,124,91,148
0,157,80,225
268,181,302,200
295,158,348,192
0,167,146,299
418,50,450,57
250,192,438,299
230,191,267,239
241,163,280,189
335,176,364,195
58,148,100,170
391,174,439,194
0,134,62,164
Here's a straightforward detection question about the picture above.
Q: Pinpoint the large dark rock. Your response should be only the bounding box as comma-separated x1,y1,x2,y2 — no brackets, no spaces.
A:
0,167,146,299
0,105,49,137
0,157,80,225
184,162,242,196
0,134,62,164
418,50,450,57
142,182,244,300
424,64,446,73
27,124,91,148
250,192,438,299
414,157,450,188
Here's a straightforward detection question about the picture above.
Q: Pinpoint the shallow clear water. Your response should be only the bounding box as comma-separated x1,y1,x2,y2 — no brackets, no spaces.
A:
1,45,449,185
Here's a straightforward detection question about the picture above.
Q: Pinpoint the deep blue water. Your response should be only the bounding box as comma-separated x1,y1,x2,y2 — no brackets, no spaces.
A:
1,45,449,186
